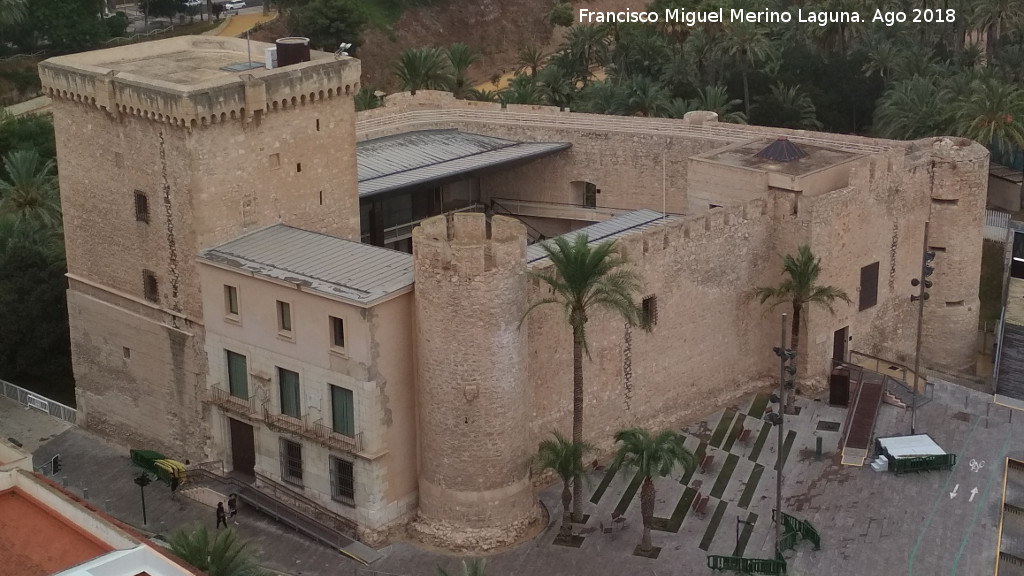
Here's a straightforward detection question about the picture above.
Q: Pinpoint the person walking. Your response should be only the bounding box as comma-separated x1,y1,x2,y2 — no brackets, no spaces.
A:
228,493,238,524
216,502,227,529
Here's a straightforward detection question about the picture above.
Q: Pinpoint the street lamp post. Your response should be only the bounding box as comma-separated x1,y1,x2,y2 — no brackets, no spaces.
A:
775,313,788,554
911,221,934,435
134,472,151,526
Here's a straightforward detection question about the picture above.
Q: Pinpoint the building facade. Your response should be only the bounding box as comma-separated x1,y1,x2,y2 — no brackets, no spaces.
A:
41,42,988,550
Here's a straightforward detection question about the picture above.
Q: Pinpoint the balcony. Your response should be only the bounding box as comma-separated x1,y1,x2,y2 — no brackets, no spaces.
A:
261,405,364,457
311,420,362,453
207,385,258,418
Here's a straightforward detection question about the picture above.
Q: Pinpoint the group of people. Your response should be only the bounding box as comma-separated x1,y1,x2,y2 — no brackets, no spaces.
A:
216,493,238,528
166,467,239,529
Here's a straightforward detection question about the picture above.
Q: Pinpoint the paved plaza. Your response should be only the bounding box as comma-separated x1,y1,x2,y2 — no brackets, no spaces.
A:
2,376,1021,576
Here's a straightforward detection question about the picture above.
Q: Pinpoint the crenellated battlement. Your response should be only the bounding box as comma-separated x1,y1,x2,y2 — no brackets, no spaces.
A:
413,213,526,278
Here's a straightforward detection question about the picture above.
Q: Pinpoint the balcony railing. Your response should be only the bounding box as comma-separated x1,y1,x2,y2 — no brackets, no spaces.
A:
261,404,363,457
208,385,258,417
311,420,362,453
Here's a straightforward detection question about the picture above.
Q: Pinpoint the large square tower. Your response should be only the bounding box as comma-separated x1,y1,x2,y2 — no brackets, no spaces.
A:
39,36,361,456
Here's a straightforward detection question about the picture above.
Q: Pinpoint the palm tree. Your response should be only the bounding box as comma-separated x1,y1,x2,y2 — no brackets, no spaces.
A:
970,0,1024,44
753,83,823,130
536,432,592,536
0,150,60,229
716,22,774,117
393,47,451,96
0,0,26,28
873,77,950,139
623,76,670,117
500,73,544,105
565,24,611,85
169,525,271,576
445,43,480,99
523,234,649,522
748,245,852,414
536,64,575,110
611,428,695,554
516,45,545,78
436,559,486,576
353,87,381,111
685,84,747,124
951,77,1024,157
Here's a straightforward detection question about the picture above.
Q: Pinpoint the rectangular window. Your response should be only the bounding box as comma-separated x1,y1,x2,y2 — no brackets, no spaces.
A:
330,456,354,505
330,385,355,437
859,262,879,311
143,270,159,302
642,295,658,327
134,191,149,223
226,350,248,399
330,316,346,349
224,285,239,316
280,439,303,485
277,300,292,333
278,367,301,418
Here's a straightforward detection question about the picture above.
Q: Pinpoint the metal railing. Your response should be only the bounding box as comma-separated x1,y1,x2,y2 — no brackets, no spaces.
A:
311,420,362,453
489,199,547,241
0,379,76,424
208,385,258,417
253,471,358,537
891,454,956,475
382,203,484,244
707,554,786,575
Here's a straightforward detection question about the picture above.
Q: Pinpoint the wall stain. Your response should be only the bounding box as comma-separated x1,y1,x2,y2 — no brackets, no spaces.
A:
159,129,182,318
365,308,394,427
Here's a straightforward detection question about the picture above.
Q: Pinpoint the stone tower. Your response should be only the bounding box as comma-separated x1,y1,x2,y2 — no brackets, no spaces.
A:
411,213,539,550
38,36,361,456
918,137,989,371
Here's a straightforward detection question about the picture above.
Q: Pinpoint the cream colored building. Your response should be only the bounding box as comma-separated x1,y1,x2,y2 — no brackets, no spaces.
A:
40,38,988,550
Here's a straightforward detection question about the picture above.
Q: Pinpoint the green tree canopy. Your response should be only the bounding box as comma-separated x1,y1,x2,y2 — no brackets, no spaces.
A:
169,525,271,576
287,0,365,52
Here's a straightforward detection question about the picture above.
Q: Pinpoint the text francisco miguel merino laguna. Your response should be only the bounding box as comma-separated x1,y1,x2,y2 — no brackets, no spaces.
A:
579,7,871,26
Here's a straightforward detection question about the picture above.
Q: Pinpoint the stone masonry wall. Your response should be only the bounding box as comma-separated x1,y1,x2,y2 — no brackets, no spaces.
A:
411,213,539,550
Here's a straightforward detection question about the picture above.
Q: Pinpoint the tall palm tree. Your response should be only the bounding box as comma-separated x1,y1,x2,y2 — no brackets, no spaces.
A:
169,526,270,576
716,22,774,117
524,234,649,522
873,77,950,139
445,43,480,99
0,0,27,28
499,73,544,105
565,24,611,85
684,84,748,124
748,245,851,414
436,559,486,576
970,0,1024,44
624,76,670,117
754,82,823,130
536,432,592,536
952,76,1024,156
393,47,451,96
0,150,60,229
611,428,695,554
516,45,545,78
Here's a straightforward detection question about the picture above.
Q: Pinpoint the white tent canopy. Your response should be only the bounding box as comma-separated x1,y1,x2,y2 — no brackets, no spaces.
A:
876,434,946,458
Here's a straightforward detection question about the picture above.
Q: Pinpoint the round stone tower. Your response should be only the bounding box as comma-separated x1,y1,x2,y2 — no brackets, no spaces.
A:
919,137,989,371
410,213,539,550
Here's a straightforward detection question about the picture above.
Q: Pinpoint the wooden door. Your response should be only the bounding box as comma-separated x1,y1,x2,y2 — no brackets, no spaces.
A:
229,418,255,476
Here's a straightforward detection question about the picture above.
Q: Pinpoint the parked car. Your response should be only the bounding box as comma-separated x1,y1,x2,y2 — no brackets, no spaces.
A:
184,0,202,6
224,0,245,9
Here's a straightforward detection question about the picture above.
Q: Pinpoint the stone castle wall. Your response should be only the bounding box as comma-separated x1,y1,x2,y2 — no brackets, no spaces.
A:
46,58,361,455
411,213,539,550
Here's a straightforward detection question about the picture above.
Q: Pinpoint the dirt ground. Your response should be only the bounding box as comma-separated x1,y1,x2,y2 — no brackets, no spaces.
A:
254,0,632,91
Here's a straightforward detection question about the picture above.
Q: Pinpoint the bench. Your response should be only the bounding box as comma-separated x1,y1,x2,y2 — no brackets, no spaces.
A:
700,454,715,474
738,427,752,443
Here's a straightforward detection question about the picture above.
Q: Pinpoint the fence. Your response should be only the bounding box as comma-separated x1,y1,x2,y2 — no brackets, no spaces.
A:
891,453,956,475
986,210,1013,242
0,379,76,424
707,554,786,575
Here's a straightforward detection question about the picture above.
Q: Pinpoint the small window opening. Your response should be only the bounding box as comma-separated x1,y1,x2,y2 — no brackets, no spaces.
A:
319,190,323,206
928,246,947,252
225,285,239,316
277,300,292,333
859,262,879,311
123,347,131,360
946,300,965,307
316,119,320,131
296,163,302,173
642,295,658,327
330,316,346,349
143,270,159,302
932,198,959,206
134,191,149,223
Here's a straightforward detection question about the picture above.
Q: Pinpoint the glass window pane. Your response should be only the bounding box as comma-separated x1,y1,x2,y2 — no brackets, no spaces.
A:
225,286,238,315
331,385,354,437
227,351,248,399
278,301,292,332
279,368,300,417
331,316,345,348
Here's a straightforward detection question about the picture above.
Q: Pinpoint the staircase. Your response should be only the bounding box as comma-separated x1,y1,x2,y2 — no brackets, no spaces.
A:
184,465,381,565
870,454,889,472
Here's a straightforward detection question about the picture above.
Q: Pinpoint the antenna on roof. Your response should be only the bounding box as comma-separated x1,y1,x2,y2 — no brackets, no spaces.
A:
335,42,352,59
